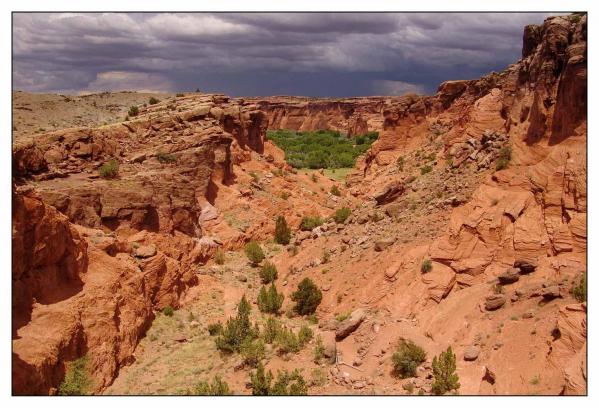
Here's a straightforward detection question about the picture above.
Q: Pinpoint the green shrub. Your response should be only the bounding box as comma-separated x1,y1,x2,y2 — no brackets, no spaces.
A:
162,305,174,317
250,363,308,395
257,283,284,314
99,159,119,179
431,346,460,395
421,259,433,273
259,262,278,284
156,151,177,163
192,375,232,395
250,171,260,182
58,356,92,395
307,314,318,324
335,311,351,322
215,295,255,353
240,338,266,367
420,164,433,175
334,207,351,224
275,326,302,354
274,215,292,245
262,317,282,344
149,97,160,105
250,362,273,395
573,273,587,302
495,146,512,170
300,216,324,231
128,106,139,117
244,241,265,265
214,248,225,265
330,185,341,196
313,336,325,363
298,325,313,344
176,93,185,97
270,369,308,396
392,340,427,378
207,322,223,336
397,156,405,171
291,278,322,315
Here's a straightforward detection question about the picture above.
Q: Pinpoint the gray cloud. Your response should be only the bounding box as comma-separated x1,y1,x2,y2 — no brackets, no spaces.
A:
12,12,558,96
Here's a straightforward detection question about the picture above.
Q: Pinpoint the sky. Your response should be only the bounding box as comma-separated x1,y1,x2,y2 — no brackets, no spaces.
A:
12,12,557,97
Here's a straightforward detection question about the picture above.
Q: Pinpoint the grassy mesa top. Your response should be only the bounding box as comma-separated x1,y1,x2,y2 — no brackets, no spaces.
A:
267,129,378,169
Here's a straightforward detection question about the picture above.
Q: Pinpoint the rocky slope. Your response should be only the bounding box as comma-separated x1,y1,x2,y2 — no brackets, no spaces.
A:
12,14,586,395
12,91,173,139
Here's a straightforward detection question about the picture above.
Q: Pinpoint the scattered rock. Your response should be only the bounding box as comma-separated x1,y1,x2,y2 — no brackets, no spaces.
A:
482,366,496,384
464,346,480,361
514,258,537,274
374,237,395,251
541,285,561,300
498,268,520,284
484,294,506,310
134,244,157,258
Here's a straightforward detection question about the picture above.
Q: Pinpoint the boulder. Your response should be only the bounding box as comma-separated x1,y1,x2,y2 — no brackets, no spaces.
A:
374,237,395,252
484,294,506,311
321,331,337,363
541,285,561,300
373,181,405,205
498,268,520,284
134,244,157,258
336,308,367,341
463,346,480,361
514,258,538,274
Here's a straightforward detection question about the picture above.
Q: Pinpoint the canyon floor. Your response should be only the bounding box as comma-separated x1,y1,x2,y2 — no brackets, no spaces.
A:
12,13,587,396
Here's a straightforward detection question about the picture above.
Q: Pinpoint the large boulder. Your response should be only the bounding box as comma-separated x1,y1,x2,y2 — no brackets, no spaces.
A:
373,181,405,205
336,309,367,341
484,294,506,311
498,268,520,284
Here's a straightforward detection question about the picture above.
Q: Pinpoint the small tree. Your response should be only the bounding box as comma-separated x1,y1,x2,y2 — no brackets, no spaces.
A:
214,248,225,265
58,356,92,395
421,259,433,273
392,340,427,378
99,159,119,179
128,105,139,117
162,305,174,317
291,278,322,315
215,295,254,353
259,262,278,284
300,216,324,231
257,283,284,314
573,273,587,302
262,317,282,344
193,375,232,395
240,338,266,368
250,363,273,396
431,346,460,395
334,207,351,223
274,215,292,245
495,146,512,171
245,241,265,266
270,369,308,396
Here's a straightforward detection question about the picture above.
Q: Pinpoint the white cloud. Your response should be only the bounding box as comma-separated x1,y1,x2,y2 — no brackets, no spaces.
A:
371,80,426,96
87,71,174,92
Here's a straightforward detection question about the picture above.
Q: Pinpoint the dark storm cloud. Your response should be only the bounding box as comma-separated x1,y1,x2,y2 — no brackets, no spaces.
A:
12,12,557,96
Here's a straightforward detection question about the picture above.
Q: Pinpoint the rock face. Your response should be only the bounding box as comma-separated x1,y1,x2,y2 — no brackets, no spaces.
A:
11,93,269,395
14,94,267,236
